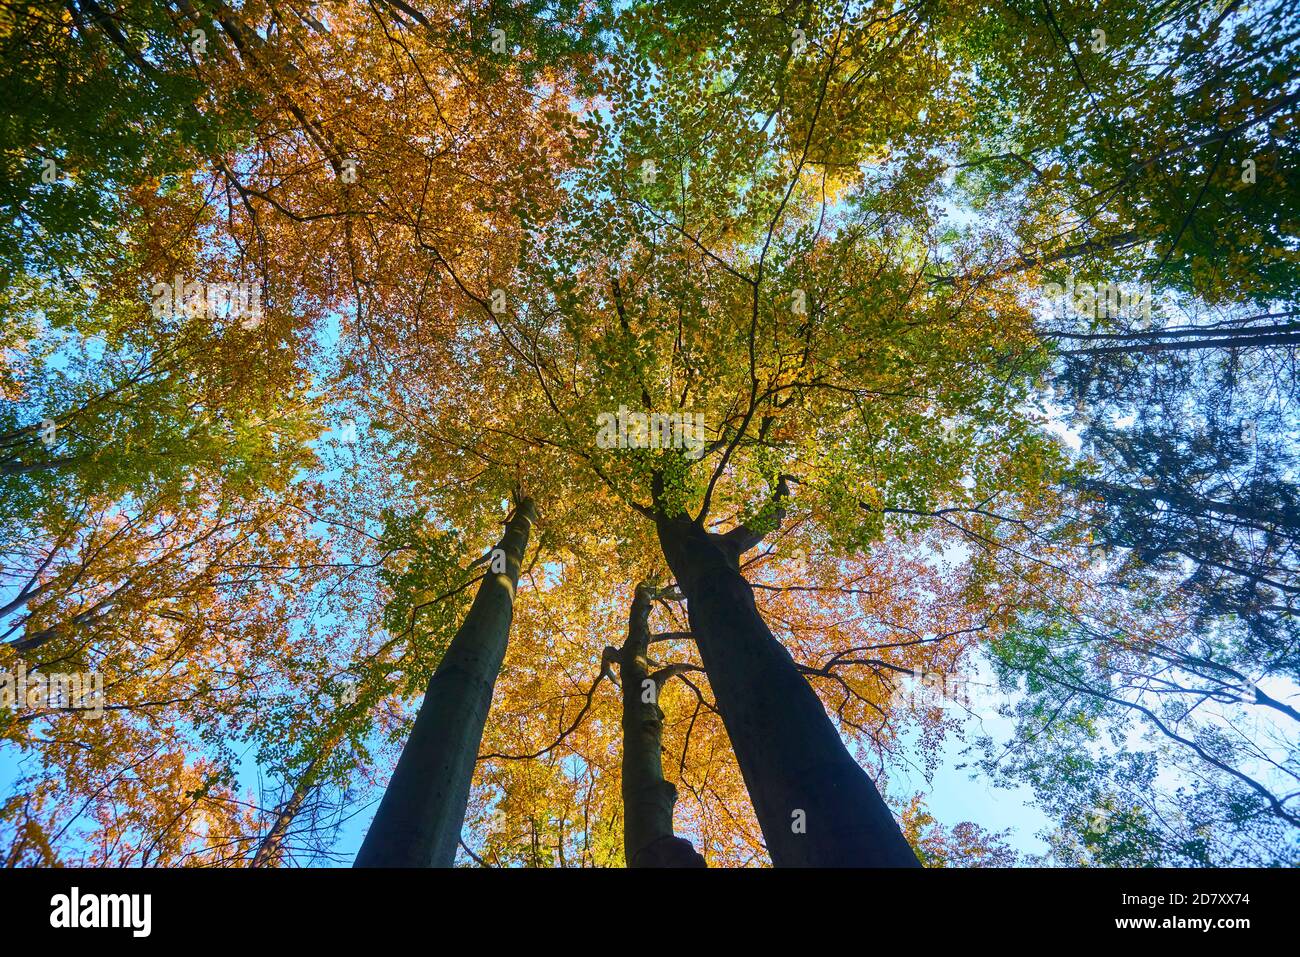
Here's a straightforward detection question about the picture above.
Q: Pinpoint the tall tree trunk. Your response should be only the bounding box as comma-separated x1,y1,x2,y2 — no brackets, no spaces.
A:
251,722,347,867
251,767,320,867
655,513,920,867
354,498,537,867
617,582,706,868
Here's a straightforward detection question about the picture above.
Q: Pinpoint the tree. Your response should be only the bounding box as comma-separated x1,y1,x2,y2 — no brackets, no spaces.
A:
652,483,916,865
5,0,1295,870
0,0,261,283
3,0,601,867
362,0,1069,865
355,495,537,867
614,582,705,867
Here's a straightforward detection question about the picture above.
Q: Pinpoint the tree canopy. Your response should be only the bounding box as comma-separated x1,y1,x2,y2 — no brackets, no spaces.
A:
1,0,1296,867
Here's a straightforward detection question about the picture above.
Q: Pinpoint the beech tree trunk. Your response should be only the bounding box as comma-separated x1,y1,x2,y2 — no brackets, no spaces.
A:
618,583,706,868
655,513,920,867
354,498,537,867
251,748,328,867
252,716,352,867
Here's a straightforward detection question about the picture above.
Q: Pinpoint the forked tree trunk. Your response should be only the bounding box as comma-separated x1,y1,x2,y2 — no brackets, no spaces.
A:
655,513,919,867
618,582,706,868
355,498,537,867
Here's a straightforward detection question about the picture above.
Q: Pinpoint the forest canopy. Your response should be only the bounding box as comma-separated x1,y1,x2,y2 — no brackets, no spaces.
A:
0,0,1297,868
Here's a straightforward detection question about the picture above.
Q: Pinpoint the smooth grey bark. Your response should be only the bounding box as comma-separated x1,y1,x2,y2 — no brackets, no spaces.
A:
354,498,536,867
655,512,920,867
617,582,706,868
